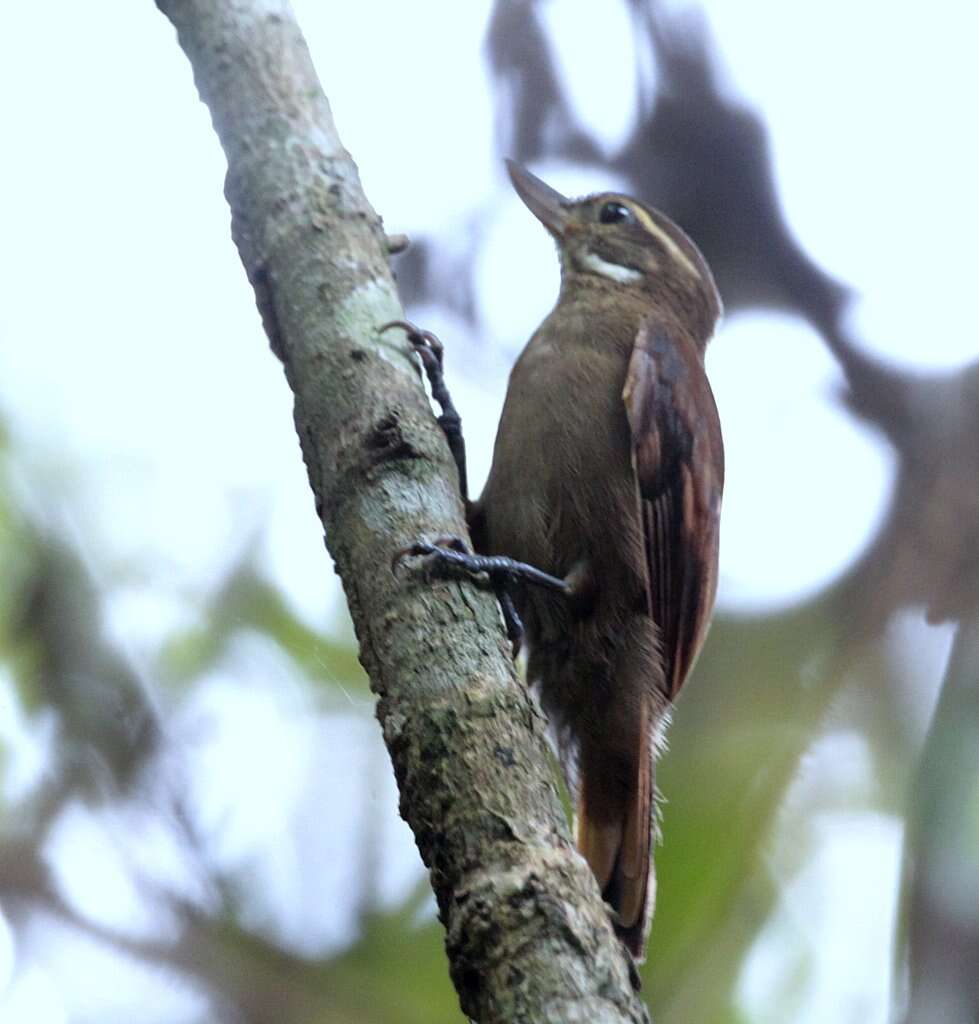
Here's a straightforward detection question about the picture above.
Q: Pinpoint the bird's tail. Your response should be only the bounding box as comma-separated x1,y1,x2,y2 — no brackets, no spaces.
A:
576,696,655,960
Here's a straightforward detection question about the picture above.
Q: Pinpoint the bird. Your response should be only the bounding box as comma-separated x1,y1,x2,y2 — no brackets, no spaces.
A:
387,160,724,961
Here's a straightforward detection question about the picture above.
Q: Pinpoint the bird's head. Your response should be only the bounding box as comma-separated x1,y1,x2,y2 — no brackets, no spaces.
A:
507,160,722,341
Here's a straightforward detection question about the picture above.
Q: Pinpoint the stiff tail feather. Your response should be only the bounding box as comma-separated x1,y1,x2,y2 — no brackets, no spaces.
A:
576,699,655,960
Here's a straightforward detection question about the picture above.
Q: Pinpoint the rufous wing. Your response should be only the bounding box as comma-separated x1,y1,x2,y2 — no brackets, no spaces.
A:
623,318,724,699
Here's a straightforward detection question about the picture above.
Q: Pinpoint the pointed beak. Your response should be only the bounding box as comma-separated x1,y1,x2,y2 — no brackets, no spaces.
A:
506,160,571,239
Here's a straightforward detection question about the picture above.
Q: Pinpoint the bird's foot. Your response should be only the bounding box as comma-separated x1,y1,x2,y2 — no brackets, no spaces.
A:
380,320,469,501
393,540,569,595
392,538,570,657
381,318,444,373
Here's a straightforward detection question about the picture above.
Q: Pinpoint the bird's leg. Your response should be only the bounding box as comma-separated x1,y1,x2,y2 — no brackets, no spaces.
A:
383,320,575,654
393,539,571,657
380,320,469,503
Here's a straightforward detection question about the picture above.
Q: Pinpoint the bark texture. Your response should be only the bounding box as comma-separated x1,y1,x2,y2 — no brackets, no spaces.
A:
154,1,649,1020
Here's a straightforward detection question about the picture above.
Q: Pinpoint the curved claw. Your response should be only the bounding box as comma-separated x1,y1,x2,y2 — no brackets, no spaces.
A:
498,588,524,658
379,320,444,366
380,319,421,338
431,535,469,553
391,537,470,575
391,542,435,574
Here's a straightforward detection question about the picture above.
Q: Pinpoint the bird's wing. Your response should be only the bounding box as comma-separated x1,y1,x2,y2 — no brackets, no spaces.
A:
623,319,724,699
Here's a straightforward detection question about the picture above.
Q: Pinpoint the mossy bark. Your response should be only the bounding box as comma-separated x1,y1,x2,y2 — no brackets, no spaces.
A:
155,2,649,1020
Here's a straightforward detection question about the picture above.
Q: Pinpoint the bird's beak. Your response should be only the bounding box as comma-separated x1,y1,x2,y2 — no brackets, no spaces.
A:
506,160,571,239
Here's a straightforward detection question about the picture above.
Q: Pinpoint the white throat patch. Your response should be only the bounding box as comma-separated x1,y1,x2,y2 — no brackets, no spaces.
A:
580,250,644,284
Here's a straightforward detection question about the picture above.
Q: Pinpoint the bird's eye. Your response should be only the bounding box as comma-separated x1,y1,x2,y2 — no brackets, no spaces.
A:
598,201,633,225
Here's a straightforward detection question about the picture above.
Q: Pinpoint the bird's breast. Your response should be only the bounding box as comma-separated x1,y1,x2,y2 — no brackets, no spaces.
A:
480,319,641,584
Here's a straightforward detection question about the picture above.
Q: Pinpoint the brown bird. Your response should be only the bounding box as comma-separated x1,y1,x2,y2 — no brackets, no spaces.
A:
388,161,724,960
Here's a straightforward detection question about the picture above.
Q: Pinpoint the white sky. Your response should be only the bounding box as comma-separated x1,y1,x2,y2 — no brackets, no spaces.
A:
0,1,976,1021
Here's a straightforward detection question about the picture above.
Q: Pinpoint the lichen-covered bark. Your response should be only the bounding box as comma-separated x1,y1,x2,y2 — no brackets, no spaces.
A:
154,1,649,1020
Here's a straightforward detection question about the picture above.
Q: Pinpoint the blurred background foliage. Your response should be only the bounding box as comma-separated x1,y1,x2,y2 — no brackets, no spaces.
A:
1,1,978,1022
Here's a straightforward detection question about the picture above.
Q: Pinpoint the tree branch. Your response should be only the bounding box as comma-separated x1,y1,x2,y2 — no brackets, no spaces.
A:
153,1,647,1020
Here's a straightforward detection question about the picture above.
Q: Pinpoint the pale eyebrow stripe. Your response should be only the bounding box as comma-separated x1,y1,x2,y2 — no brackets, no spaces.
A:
629,204,703,282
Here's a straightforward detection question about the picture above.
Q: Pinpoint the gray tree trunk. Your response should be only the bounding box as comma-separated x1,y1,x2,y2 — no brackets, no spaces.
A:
154,2,649,1021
